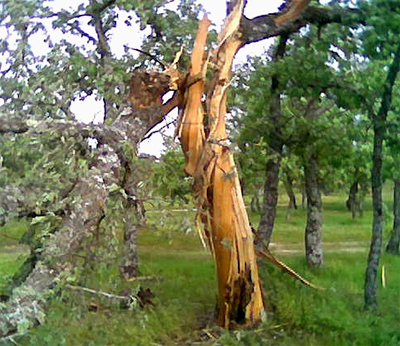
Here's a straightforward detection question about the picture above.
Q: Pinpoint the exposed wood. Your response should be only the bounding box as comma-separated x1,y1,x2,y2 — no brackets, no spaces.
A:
274,0,312,27
178,15,210,176
179,3,264,328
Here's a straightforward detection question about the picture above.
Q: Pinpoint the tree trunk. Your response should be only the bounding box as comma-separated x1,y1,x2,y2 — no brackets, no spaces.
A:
284,174,297,210
386,178,400,255
257,35,287,247
364,122,384,309
178,8,264,328
346,181,359,219
0,97,174,338
364,41,400,310
250,188,261,213
0,144,121,337
120,198,140,279
258,153,282,246
283,170,297,220
304,154,323,268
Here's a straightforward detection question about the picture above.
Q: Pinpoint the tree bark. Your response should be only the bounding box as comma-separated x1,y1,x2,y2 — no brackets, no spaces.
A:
0,144,120,338
284,174,297,210
346,181,359,219
257,36,287,247
258,153,282,246
386,178,400,255
283,168,297,220
365,41,400,310
304,154,323,268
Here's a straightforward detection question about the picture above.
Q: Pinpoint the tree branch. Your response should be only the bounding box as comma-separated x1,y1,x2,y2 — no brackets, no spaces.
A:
240,5,365,45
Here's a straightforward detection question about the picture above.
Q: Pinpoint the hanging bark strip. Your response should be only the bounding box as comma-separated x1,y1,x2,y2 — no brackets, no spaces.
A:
179,3,264,328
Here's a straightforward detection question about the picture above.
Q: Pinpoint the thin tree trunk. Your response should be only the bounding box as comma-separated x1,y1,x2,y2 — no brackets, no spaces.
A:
258,154,282,245
285,174,297,210
301,186,306,209
346,181,359,218
250,189,261,213
120,199,140,279
386,178,400,255
284,171,297,220
365,121,384,309
257,35,287,247
304,154,323,268
364,41,400,310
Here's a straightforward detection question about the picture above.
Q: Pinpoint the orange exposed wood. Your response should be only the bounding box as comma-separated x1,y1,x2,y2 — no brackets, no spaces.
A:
179,3,264,328
275,0,312,26
177,0,315,329
179,15,210,176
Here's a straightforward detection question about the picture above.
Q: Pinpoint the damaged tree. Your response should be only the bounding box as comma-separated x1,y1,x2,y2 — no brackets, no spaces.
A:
1,0,373,337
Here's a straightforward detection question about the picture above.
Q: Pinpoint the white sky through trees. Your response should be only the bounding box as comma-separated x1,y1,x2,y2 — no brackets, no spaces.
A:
138,0,281,156
2,0,282,155
69,0,281,156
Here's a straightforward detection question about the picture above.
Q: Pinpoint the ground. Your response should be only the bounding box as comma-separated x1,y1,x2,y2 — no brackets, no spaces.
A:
0,188,399,346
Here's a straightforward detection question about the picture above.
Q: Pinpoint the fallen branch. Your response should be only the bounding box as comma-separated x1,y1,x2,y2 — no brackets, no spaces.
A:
65,284,156,308
66,284,134,302
252,226,325,290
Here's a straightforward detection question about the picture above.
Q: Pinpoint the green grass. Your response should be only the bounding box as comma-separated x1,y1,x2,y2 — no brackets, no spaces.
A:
1,188,400,345
0,219,30,294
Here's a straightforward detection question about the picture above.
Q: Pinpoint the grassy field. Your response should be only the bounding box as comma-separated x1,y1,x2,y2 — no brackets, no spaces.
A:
0,189,399,345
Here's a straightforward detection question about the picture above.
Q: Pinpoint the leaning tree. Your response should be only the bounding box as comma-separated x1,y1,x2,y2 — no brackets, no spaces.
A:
0,0,377,339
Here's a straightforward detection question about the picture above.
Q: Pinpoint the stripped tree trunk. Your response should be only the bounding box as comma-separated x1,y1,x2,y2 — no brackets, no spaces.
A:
178,6,264,328
386,178,400,255
304,153,323,268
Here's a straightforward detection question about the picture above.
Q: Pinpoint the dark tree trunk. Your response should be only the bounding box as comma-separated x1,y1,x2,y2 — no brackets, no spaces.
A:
257,36,287,247
304,154,323,268
386,178,400,255
346,181,359,219
364,122,384,309
301,186,306,209
250,188,261,213
364,41,400,310
283,171,297,220
285,175,297,210
258,153,282,245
